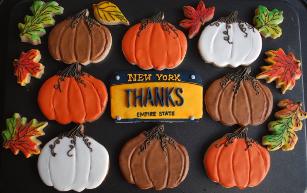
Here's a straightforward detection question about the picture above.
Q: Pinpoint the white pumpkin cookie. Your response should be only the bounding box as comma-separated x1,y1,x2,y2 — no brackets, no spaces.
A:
38,125,109,192
198,11,262,68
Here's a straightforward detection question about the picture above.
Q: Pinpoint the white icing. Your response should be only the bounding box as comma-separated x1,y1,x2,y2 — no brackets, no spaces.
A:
198,21,262,68
38,136,109,192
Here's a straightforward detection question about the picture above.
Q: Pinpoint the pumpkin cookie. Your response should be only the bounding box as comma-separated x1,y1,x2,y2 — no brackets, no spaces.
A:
48,9,112,65
38,125,109,192
204,127,270,189
119,125,189,190
122,12,187,70
198,11,262,68
205,67,273,126
38,64,108,125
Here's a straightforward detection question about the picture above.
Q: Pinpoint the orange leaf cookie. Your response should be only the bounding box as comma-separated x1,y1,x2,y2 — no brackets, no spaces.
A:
13,49,44,86
256,48,302,94
2,113,48,158
122,12,187,70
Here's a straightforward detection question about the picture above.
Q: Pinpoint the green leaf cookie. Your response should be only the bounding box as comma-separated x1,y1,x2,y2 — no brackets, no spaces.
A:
18,1,64,45
253,5,283,39
262,99,307,151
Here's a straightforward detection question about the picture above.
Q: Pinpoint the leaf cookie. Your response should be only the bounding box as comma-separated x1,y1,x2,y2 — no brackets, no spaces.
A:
253,5,283,39
13,49,44,86
18,1,64,45
256,48,301,94
2,113,48,158
262,99,307,151
179,0,215,39
93,1,129,26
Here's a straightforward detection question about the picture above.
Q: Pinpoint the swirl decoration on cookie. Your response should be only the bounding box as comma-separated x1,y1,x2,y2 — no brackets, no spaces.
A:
139,125,176,154
205,67,273,126
198,11,262,67
38,64,108,125
122,12,187,70
49,125,92,157
204,127,270,189
48,9,112,65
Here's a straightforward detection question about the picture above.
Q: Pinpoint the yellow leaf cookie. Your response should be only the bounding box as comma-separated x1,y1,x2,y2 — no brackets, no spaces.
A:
93,1,129,26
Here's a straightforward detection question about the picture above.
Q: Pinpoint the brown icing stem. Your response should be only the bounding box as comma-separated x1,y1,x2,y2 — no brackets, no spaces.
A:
54,63,86,92
70,9,99,29
139,125,176,154
49,124,92,157
137,12,178,37
216,127,255,150
220,66,260,95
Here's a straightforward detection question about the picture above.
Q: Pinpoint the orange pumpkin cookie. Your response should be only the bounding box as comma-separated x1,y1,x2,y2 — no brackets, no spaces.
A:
119,125,189,190
48,9,112,65
205,67,273,126
122,12,187,70
38,64,108,125
204,127,270,189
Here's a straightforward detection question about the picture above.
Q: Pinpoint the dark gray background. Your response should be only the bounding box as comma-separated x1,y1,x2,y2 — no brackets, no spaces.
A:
0,0,306,193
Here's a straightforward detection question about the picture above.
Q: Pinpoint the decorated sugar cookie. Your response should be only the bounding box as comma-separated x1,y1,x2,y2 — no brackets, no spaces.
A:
2,113,48,158
256,48,302,94
179,0,215,39
110,70,203,122
18,0,63,45
198,11,262,68
93,1,129,26
48,9,112,65
253,5,284,39
204,127,270,189
205,67,273,126
38,125,109,192
38,64,108,125
13,49,44,86
122,12,187,70
119,125,189,190
263,99,307,151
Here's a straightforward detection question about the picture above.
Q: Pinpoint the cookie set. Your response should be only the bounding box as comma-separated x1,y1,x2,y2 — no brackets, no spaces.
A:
2,0,306,192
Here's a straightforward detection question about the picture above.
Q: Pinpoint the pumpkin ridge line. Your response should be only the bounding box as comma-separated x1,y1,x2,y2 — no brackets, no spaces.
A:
242,82,252,125
231,138,237,187
48,76,57,120
99,26,109,61
257,84,268,124
75,78,87,123
230,83,239,124
214,80,230,121
147,24,155,69
58,22,71,63
165,144,171,188
66,78,72,123
260,84,271,122
176,144,188,185
254,144,269,184
175,28,182,66
72,20,78,62
128,138,144,185
246,143,251,188
86,78,103,115
216,143,226,185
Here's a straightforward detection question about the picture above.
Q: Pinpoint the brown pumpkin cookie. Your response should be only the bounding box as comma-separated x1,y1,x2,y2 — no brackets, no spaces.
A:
119,125,189,190
205,67,273,126
48,9,112,65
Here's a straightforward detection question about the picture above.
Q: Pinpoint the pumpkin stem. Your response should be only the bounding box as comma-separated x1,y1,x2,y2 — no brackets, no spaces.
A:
220,66,260,95
137,12,178,37
139,125,176,155
70,9,99,29
221,127,255,150
54,63,86,92
49,124,93,157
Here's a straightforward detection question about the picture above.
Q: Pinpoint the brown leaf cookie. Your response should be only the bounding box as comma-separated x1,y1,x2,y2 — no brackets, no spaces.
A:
119,125,189,190
48,9,112,65
205,67,273,126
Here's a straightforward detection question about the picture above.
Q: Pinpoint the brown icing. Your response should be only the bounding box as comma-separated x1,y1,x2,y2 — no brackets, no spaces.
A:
119,125,189,190
48,9,112,65
205,67,273,126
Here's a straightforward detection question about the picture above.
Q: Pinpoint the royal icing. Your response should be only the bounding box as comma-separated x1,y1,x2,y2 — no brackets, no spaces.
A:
110,71,203,122
198,11,262,68
38,125,109,192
